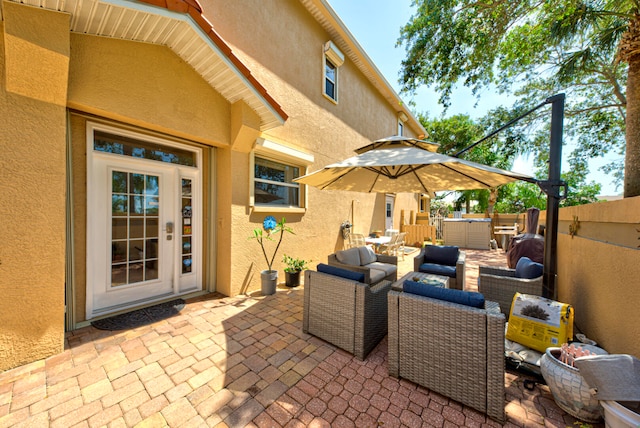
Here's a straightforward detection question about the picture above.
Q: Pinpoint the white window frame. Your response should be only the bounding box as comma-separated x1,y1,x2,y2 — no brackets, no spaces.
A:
250,138,314,214
323,41,344,103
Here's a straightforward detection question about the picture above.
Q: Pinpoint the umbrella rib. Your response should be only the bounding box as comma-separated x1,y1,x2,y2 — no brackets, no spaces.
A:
319,168,358,190
440,164,493,188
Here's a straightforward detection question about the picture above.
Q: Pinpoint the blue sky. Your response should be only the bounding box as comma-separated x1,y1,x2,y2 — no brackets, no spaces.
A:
327,0,620,195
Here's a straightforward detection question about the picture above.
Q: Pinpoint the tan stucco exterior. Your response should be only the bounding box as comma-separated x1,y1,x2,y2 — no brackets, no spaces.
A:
0,2,69,370
204,0,425,296
556,197,640,358
0,0,428,370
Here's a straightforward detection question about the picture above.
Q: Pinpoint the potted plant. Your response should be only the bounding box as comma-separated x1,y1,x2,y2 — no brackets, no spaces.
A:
282,254,310,287
249,216,294,295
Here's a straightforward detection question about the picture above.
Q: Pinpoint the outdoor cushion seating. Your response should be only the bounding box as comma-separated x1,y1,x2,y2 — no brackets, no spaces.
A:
477,257,544,319
413,245,466,290
388,285,506,423
328,246,398,284
303,266,392,360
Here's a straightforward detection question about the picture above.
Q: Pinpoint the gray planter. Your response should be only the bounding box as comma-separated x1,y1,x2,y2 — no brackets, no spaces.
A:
261,270,278,295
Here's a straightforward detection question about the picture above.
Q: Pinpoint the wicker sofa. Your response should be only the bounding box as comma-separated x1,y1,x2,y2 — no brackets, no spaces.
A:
388,287,506,423
328,246,398,284
303,266,391,360
478,257,544,319
413,245,466,290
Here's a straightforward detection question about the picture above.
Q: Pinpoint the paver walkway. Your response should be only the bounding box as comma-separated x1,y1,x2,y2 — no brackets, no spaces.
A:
0,249,602,427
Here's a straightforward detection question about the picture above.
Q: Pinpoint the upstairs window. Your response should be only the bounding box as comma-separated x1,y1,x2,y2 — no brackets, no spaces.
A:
325,59,337,101
323,41,344,103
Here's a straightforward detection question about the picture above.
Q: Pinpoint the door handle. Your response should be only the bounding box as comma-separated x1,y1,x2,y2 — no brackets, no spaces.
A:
166,222,173,240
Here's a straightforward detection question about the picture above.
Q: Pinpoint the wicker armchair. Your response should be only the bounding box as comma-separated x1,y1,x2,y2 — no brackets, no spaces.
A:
413,245,466,290
388,289,505,423
478,265,543,319
303,269,391,360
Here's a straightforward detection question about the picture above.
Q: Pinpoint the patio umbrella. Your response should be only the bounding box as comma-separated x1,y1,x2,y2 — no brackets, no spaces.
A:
354,135,440,154
294,145,535,194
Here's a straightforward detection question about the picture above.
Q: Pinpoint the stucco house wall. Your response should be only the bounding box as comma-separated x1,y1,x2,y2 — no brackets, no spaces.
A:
0,2,68,370
0,0,429,370
205,0,426,296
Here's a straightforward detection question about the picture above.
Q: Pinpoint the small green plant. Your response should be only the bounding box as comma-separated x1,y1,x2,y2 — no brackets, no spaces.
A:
282,254,310,273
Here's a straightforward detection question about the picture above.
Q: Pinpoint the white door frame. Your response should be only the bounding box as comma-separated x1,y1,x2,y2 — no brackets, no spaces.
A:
85,122,202,319
385,194,395,231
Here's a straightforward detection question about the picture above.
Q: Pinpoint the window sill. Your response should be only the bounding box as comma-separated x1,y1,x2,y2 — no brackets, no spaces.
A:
323,93,338,104
251,206,306,214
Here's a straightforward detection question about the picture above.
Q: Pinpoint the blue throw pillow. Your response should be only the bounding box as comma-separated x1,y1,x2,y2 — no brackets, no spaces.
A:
317,263,365,283
424,245,459,266
403,280,485,308
418,263,456,278
515,257,543,279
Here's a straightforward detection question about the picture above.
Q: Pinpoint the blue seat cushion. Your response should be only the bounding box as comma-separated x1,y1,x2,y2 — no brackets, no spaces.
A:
515,257,543,279
404,280,485,308
419,263,456,278
423,245,459,266
317,263,365,283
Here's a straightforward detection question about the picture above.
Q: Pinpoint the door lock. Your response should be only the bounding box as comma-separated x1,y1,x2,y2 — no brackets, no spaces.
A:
166,222,173,240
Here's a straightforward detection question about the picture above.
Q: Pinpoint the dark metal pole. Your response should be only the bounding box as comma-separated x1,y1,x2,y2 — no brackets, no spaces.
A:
542,93,565,300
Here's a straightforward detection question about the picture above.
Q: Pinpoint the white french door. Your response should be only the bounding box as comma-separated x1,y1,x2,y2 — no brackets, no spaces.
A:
86,124,201,319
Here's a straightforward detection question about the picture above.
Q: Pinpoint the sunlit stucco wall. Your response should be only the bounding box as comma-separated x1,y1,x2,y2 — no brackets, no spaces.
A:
204,0,423,295
556,197,640,358
0,2,68,371
67,34,235,322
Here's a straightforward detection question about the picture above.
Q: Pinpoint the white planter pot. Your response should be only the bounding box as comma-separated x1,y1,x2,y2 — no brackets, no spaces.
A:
601,400,640,428
540,347,604,423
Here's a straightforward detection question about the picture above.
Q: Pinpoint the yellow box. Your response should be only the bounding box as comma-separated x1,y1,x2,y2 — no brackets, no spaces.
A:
506,293,574,353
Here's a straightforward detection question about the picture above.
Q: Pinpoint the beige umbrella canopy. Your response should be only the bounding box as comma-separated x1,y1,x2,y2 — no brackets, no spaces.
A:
354,135,440,154
294,145,535,194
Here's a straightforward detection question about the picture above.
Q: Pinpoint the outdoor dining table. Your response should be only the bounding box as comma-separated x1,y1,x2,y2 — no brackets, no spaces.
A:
365,235,391,253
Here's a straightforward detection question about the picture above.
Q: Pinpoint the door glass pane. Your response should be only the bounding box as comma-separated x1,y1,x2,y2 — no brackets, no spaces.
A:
110,170,160,287
130,219,144,239
112,218,127,240
94,130,196,167
181,178,193,274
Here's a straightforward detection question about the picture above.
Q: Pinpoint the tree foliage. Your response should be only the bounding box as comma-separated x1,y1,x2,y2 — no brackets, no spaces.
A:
398,0,638,196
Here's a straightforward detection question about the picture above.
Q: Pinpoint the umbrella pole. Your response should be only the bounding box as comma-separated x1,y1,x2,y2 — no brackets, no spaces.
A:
540,94,567,301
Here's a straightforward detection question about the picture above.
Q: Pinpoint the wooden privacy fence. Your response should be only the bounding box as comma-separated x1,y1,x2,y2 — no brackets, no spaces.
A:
403,224,437,247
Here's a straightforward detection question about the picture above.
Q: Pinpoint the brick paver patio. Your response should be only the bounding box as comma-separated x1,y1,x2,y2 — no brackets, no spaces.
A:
0,249,602,427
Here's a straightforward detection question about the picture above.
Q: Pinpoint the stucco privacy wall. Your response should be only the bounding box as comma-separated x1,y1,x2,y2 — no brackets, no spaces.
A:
205,0,424,295
67,34,236,321
556,197,640,358
0,3,68,371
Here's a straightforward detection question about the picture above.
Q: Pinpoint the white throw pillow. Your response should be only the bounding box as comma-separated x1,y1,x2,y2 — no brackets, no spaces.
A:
358,246,378,266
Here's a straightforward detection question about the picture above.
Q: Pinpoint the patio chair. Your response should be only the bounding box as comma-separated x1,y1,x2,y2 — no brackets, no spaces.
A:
328,246,398,284
380,232,406,259
303,265,391,360
348,233,366,248
477,256,544,319
413,245,466,290
388,285,505,423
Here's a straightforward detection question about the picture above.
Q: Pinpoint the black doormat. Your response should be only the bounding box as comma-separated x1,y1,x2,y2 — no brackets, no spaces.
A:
91,299,186,331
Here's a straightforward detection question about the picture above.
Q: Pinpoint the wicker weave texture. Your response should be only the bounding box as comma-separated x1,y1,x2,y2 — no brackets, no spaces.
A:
388,290,505,423
303,270,391,360
477,266,543,319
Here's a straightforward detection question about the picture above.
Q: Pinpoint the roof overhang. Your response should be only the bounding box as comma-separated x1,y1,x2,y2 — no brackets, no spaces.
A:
1,0,287,131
